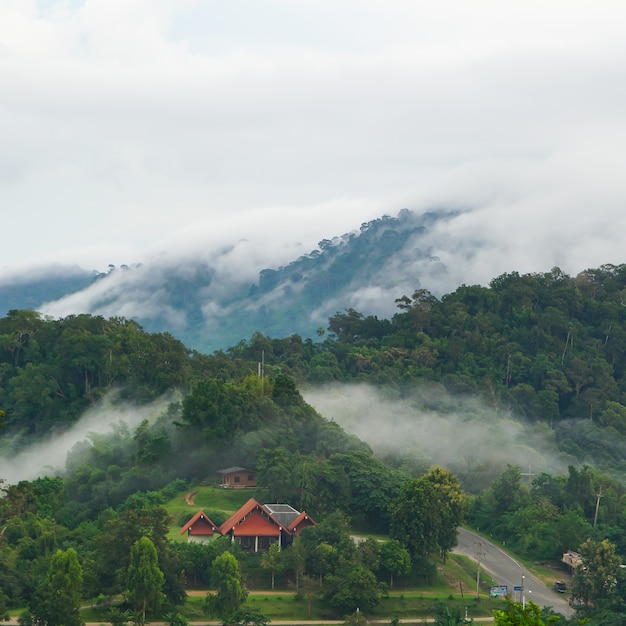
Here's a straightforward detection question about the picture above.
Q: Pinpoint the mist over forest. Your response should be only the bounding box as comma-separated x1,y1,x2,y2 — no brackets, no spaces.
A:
0,392,177,484
2,208,623,354
303,382,573,490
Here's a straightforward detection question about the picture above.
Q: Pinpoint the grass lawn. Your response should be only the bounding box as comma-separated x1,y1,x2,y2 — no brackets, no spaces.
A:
171,592,501,622
92,592,501,623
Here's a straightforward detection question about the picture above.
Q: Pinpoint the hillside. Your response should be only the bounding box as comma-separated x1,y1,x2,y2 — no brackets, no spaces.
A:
0,209,455,353
2,284,626,622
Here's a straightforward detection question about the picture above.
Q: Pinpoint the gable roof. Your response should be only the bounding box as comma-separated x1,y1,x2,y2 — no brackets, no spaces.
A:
180,510,218,536
218,498,283,537
216,466,255,475
287,510,316,534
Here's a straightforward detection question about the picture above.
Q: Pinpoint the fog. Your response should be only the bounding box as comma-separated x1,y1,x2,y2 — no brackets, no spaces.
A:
303,383,574,491
0,391,178,485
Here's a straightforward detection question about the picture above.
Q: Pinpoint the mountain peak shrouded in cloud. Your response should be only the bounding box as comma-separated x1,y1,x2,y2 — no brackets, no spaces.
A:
1,206,625,354
2,208,454,351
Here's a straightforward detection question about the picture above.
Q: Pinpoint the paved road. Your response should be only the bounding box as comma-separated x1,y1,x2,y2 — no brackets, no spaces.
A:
453,528,571,617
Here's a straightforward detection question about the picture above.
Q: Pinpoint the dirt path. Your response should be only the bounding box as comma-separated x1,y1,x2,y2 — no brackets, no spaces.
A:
185,490,197,506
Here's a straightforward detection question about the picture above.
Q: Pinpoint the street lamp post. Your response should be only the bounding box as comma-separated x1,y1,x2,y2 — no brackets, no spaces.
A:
521,575,525,606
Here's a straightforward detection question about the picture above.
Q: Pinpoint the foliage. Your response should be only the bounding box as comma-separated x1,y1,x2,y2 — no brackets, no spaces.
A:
204,552,248,622
30,547,84,626
126,536,165,625
572,538,623,607
434,602,474,625
228,606,270,626
5,259,626,624
492,600,560,625
324,565,384,615
390,468,465,561
379,540,411,588
108,608,133,626
260,544,283,590
163,611,189,626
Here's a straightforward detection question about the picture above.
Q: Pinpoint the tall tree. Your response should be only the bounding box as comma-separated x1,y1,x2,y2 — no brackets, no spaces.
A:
423,466,466,561
390,477,442,560
572,538,622,607
260,544,283,590
390,469,465,562
126,536,165,626
379,540,411,589
324,565,383,614
30,547,84,626
204,552,247,623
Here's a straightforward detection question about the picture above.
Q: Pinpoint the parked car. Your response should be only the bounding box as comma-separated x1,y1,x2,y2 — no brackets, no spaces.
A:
554,580,567,593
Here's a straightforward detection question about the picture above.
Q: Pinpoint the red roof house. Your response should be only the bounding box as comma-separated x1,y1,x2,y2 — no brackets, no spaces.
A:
180,511,219,544
218,498,315,553
218,498,282,552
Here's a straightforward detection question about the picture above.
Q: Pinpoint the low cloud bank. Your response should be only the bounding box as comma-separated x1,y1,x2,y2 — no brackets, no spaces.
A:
303,383,573,490
0,391,177,485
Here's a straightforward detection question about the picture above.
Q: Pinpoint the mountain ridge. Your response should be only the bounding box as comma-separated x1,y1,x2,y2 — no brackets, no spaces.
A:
0,209,458,352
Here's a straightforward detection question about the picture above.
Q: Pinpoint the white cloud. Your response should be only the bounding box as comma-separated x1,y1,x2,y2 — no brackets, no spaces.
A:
0,0,625,289
0,391,176,484
303,382,572,490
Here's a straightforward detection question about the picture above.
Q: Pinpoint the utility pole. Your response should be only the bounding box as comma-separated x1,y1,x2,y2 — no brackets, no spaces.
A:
593,487,603,528
474,542,485,599
258,350,265,394
520,464,536,486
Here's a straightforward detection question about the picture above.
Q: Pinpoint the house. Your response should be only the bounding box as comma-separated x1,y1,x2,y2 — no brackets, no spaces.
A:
179,510,219,544
216,466,257,489
562,550,583,573
217,498,316,553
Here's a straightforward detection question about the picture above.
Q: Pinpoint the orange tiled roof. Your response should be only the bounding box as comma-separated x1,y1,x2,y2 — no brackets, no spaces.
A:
180,510,218,535
232,510,281,537
287,510,316,535
218,498,282,537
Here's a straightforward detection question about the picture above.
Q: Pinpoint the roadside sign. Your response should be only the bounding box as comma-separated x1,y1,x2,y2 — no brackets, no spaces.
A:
490,585,508,598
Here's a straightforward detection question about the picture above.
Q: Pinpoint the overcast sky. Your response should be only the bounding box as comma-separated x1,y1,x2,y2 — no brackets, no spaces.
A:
2,1,626,284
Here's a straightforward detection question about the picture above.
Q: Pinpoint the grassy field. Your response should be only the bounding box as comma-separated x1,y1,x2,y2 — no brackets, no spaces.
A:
80,590,503,624
75,549,498,624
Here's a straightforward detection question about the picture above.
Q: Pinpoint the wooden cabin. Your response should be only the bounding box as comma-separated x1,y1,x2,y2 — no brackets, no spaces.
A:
216,467,257,489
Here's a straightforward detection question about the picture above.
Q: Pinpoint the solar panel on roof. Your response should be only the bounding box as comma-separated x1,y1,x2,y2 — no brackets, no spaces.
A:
264,504,298,513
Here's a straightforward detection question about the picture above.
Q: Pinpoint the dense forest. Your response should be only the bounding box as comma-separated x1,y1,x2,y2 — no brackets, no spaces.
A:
3,263,626,624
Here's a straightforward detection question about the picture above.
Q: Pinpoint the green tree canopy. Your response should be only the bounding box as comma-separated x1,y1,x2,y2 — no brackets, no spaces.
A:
390,469,465,561
30,547,84,626
126,536,165,626
204,552,247,623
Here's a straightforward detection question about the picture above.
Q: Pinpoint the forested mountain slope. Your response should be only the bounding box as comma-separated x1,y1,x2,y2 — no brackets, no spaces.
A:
3,261,626,480
0,209,455,352
2,274,626,623
230,264,626,480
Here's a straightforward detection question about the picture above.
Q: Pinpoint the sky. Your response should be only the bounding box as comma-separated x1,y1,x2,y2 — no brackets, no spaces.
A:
2,0,626,283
